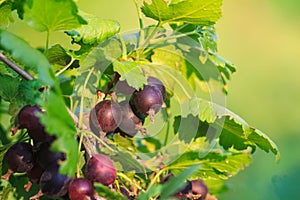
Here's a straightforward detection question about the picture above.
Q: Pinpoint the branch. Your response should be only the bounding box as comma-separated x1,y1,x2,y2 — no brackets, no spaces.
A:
0,52,34,80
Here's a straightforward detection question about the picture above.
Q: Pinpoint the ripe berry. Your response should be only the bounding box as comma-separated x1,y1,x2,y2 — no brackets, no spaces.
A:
39,164,71,198
85,154,116,186
90,100,121,134
147,76,166,100
24,162,45,192
115,79,136,95
118,101,143,137
191,179,208,199
17,105,55,143
17,105,43,131
5,142,34,173
36,142,66,169
68,178,94,200
130,85,163,120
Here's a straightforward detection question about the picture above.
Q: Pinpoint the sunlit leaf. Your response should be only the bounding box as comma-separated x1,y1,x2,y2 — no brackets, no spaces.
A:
142,0,222,25
24,0,86,32
113,60,147,90
66,11,120,45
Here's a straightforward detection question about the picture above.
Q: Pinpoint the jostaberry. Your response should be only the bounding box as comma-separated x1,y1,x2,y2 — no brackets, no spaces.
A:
4,142,34,173
147,76,166,100
36,142,66,169
191,179,208,200
39,164,71,198
85,154,116,186
89,100,121,134
130,85,163,121
68,178,94,200
17,105,55,143
118,101,143,137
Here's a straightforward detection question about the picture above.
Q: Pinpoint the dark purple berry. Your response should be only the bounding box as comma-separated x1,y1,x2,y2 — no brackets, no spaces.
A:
39,164,71,198
85,154,116,186
147,76,166,100
5,142,34,173
68,178,94,200
17,105,55,143
36,142,66,169
90,100,121,133
118,101,143,137
115,79,136,95
130,85,163,119
26,162,45,184
18,105,43,131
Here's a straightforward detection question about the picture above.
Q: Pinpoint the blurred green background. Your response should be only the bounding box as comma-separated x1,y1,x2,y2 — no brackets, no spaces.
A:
4,0,300,199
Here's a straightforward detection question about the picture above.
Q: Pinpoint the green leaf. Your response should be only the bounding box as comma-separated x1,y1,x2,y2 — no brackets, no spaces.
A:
111,151,146,174
24,0,86,32
0,74,20,102
18,79,43,105
142,0,222,25
113,134,136,153
169,150,252,181
0,29,56,87
113,60,147,90
216,116,280,159
39,91,78,176
0,180,13,200
11,0,27,19
46,44,71,66
65,12,120,45
160,164,200,199
137,165,200,200
94,183,126,200
0,1,13,27
189,98,280,159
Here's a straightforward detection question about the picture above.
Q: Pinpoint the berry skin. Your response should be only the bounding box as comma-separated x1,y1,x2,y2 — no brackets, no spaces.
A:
36,142,66,169
39,164,71,198
118,101,143,137
85,154,116,186
147,76,166,100
17,105,55,143
130,85,163,119
18,105,43,131
5,142,34,173
90,100,121,134
191,179,208,200
26,162,45,184
68,178,94,200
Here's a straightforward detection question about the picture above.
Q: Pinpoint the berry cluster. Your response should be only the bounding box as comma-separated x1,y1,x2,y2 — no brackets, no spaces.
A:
2,105,117,199
1,76,211,200
90,75,166,137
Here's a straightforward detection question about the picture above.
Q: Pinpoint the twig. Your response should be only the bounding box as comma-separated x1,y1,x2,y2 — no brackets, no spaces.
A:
0,52,34,80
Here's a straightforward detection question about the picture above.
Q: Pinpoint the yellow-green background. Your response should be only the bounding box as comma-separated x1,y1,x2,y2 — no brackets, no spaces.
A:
5,0,300,199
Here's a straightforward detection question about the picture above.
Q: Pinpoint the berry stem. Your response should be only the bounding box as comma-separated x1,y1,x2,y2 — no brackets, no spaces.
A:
1,169,13,181
117,172,144,192
85,130,117,153
29,190,44,200
132,0,144,47
78,68,94,129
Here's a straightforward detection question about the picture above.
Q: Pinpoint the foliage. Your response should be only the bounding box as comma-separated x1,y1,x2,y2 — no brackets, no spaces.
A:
0,0,279,199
